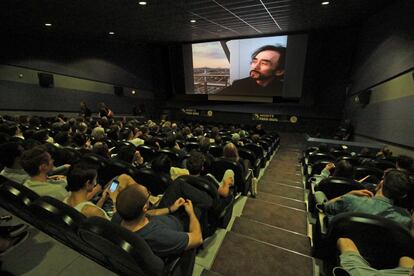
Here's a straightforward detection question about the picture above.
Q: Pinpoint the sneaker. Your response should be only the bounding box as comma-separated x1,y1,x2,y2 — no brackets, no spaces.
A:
0,231,30,256
0,224,29,238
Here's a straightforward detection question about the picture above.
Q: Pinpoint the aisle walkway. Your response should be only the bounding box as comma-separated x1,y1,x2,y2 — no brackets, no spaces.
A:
205,133,315,276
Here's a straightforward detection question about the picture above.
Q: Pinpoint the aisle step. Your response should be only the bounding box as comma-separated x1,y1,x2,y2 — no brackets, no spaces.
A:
258,182,304,200
210,232,313,276
255,193,306,209
231,216,311,256
241,199,307,235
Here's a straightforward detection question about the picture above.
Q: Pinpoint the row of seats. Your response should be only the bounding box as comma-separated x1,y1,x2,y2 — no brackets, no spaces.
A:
301,146,414,272
0,177,195,276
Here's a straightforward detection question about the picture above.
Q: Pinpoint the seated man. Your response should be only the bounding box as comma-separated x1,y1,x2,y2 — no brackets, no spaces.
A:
113,185,203,257
324,169,412,230
0,142,30,184
336,237,414,275
20,146,68,200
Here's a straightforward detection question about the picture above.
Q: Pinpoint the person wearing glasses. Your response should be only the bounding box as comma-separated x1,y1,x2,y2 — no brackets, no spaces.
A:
324,169,412,230
218,45,285,97
114,185,203,257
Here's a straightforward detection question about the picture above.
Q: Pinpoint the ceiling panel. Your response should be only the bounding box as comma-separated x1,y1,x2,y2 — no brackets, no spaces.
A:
0,0,394,43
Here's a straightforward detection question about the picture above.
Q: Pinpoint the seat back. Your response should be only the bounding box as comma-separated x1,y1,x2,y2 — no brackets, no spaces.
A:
159,149,182,167
28,196,108,264
316,177,365,200
0,180,40,223
353,166,383,181
208,145,223,158
79,216,164,276
106,159,136,180
238,148,260,177
81,153,111,185
184,142,200,152
308,152,335,165
327,212,414,269
373,159,396,171
137,145,157,163
211,158,248,195
133,168,171,195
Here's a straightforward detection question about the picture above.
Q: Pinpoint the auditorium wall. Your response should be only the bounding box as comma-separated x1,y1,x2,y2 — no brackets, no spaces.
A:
345,0,414,149
0,35,170,117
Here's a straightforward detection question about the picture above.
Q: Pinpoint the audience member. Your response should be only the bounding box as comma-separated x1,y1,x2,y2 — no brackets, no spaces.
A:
64,164,111,219
324,169,412,230
113,185,203,257
336,237,414,275
21,146,68,200
0,142,30,184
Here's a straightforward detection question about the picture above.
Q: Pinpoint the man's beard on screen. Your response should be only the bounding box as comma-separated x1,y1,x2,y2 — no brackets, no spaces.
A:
249,70,275,81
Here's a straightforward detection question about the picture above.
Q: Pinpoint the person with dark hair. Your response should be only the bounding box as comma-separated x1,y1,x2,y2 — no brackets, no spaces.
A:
21,146,68,200
79,101,92,118
219,45,286,96
113,185,203,257
0,142,29,184
64,164,111,219
324,169,412,230
92,142,110,159
318,160,354,181
98,102,114,118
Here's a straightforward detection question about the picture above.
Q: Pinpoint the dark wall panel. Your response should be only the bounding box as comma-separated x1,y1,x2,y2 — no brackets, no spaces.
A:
350,0,414,93
1,36,169,91
346,94,414,148
0,80,159,116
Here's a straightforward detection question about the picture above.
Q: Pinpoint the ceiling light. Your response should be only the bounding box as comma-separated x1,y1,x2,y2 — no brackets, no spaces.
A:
190,19,196,23
132,90,136,94
321,1,330,5
44,23,52,27
109,31,115,35
138,1,147,5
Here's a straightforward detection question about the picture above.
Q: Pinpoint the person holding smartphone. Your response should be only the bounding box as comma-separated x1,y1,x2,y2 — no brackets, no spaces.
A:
64,164,115,219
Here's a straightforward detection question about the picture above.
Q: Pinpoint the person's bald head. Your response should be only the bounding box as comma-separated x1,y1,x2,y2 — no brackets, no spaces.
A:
116,185,150,221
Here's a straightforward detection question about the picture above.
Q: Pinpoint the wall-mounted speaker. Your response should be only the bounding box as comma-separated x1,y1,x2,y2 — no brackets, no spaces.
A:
354,89,371,106
114,86,124,96
38,73,54,88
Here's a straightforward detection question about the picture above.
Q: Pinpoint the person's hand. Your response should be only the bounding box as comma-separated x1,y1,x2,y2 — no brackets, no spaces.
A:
134,150,144,165
183,199,195,215
348,189,373,197
170,197,186,212
325,162,335,171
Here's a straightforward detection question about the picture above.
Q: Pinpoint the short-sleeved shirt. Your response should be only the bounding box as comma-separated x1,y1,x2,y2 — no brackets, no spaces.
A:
339,251,411,276
325,195,412,230
0,167,30,184
112,214,189,257
23,179,69,201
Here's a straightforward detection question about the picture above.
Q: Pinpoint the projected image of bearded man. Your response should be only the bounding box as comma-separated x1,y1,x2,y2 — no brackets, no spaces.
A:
220,45,285,96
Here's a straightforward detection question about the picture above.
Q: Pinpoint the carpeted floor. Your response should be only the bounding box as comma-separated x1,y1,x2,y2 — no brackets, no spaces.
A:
206,133,314,275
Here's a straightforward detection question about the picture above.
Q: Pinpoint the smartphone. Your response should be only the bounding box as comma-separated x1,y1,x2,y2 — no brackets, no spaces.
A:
109,180,119,193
